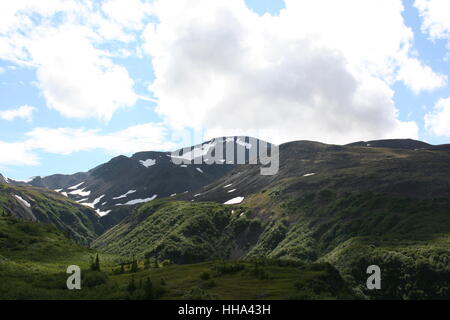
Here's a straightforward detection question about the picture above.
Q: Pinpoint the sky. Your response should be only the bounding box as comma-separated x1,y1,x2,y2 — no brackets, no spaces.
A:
0,0,449,180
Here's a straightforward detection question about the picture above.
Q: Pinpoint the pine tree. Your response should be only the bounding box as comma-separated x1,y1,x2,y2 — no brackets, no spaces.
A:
90,254,100,271
90,256,95,271
154,252,158,268
131,256,139,273
127,276,136,294
95,254,100,272
144,258,150,270
144,277,154,299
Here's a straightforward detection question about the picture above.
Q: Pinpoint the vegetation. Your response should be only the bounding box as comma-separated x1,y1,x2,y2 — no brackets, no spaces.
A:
92,190,450,300
0,216,354,299
1,141,449,300
0,184,103,245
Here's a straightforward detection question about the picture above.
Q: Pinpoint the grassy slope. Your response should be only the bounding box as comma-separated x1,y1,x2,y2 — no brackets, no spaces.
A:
93,200,262,264
0,216,354,299
0,183,103,245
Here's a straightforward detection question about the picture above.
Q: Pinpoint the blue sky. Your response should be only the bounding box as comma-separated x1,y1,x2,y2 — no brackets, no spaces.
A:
0,0,449,180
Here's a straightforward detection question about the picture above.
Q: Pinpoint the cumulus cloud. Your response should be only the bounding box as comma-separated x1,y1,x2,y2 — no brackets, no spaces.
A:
24,123,177,155
143,0,424,144
0,105,36,121
27,25,137,121
397,58,447,93
0,141,38,166
0,123,178,166
415,0,450,45
0,0,150,121
101,0,153,31
424,97,450,136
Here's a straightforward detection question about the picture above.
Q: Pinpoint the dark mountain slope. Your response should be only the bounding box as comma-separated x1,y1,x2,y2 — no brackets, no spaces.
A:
346,138,431,149
183,140,450,204
25,136,269,227
0,182,103,245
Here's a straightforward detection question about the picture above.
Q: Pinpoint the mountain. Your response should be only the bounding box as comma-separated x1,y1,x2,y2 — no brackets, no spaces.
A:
0,174,7,184
0,181,104,245
93,139,450,299
26,136,271,227
346,138,431,150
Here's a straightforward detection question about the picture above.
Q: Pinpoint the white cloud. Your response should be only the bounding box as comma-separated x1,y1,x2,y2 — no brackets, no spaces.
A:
396,58,447,93
424,97,450,136
101,0,153,30
0,0,151,121
143,0,423,144
0,141,38,166
28,25,137,121
0,122,178,166
0,105,36,121
24,123,177,156
415,0,450,44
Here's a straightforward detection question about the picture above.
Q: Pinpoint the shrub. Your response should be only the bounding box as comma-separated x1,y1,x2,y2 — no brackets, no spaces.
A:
199,271,211,281
83,271,108,288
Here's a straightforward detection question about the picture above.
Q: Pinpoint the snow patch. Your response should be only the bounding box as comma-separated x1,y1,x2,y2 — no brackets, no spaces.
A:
303,173,315,177
14,195,31,208
170,193,177,197
115,195,157,206
68,188,91,197
224,196,244,205
140,159,156,168
196,168,204,173
82,195,105,208
223,184,233,188
54,189,62,192
113,190,136,200
227,189,236,193
68,182,84,190
95,209,111,217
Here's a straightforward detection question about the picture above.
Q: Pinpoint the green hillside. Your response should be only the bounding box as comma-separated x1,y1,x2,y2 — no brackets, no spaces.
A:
0,216,354,299
0,183,104,245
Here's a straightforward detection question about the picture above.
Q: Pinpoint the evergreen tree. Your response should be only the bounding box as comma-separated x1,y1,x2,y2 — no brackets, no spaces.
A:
127,276,136,294
154,252,158,268
131,256,139,273
144,277,154,299
90,256,95,271
90,254,100,271
144,258,150,270
95,254,100,272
